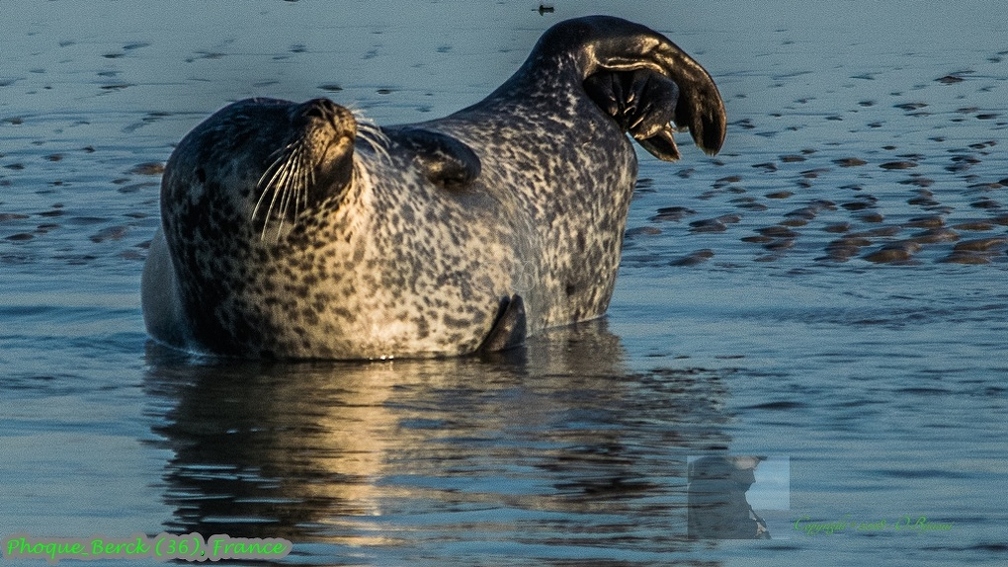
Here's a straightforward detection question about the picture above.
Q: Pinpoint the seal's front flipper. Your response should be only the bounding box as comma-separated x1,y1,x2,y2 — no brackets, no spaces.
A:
584,69,682,161
477,294,527,353
387,127,482,189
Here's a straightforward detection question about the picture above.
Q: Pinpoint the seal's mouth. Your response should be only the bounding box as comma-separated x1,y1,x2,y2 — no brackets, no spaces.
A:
251,98,358,241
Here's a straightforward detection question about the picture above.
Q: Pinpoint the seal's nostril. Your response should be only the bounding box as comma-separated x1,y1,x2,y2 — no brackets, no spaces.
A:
304,106,327,120
302,98,339,121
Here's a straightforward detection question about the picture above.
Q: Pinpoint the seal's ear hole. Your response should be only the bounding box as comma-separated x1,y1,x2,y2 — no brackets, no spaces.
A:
195,168,206,183
584,69,679,140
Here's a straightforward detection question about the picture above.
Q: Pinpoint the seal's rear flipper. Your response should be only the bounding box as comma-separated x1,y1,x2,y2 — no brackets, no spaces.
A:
477,294,527,353
386,127,482,190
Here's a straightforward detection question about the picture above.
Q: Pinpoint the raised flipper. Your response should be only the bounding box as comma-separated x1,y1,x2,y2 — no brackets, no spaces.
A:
532,16,726,158
477,294,527,353
385,127,482,189
584,69,683,161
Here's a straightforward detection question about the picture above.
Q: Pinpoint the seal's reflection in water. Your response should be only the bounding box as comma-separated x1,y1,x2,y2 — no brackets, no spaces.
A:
144,320,734,558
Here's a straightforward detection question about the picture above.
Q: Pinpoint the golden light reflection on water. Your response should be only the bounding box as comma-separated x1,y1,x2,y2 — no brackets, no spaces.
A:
143,321,732,552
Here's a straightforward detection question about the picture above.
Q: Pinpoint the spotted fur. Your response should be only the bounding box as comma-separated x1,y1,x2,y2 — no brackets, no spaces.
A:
141,16,726,359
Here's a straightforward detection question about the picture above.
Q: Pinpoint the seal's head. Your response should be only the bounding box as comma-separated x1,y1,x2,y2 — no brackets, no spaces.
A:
155,97,387,355
251,98,358,240
162,96,391,250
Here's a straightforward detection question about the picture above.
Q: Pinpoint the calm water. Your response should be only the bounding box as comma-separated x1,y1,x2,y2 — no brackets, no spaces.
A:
2,1,1007,565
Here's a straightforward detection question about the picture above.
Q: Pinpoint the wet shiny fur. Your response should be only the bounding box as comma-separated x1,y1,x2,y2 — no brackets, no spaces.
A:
142,16,726,359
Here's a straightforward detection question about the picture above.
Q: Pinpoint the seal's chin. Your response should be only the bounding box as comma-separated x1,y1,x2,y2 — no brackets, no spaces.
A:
251,98,358,241
314,134,356,198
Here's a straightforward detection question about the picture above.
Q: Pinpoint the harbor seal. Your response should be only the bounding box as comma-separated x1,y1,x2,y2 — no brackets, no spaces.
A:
141,15,726,359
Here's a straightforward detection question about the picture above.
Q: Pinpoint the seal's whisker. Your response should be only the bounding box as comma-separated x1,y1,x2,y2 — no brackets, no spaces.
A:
251,137,323,241
252,169,280,230
272,147,303,239
280,147,309,237
253,145,296,222
363,136,390,164
357,118,390,146
291,150,303,226
353,111,392,164
254,156,283,203
300,150,313,214
359,130,392,164
275,169,293,239
266,141,298,161
369,129,391,152
258,146,299,240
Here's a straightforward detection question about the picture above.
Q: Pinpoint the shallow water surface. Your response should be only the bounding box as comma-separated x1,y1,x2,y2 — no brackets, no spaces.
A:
2,1,1007,566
